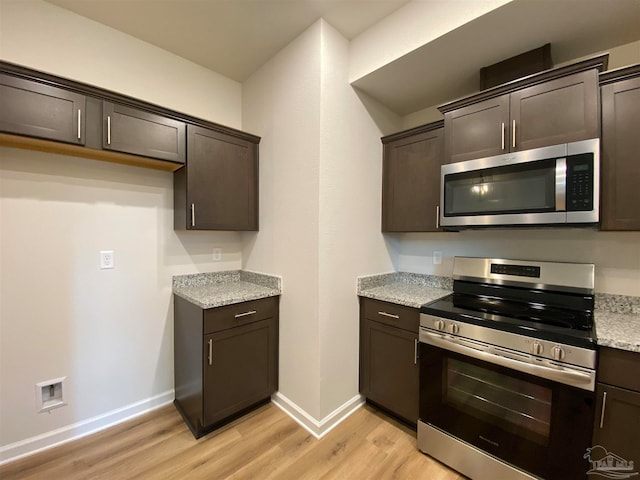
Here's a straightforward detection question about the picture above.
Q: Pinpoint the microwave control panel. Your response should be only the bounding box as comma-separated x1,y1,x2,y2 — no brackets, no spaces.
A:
566,153,594,212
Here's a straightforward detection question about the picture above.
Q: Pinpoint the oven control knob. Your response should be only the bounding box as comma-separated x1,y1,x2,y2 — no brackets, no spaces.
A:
434,320,445,332
552,346,566,361
448,323,460,335
531,342,544,355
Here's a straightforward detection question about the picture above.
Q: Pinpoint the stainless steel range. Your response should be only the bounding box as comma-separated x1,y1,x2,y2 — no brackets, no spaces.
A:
418,257,597,480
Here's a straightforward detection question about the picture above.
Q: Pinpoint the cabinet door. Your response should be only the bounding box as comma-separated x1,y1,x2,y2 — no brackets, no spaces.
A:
443,95,509,164
360,318,419,423
592,384,640,465
382,128,443,232
203,318,277,426
187,125,258,231
102,101,185,163
600,76,640,231
0,73,85,145
510,70,599,152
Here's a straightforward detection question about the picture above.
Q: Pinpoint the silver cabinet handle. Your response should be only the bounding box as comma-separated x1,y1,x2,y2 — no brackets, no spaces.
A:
107,115,111,145
378,311,399,319
414,338,418,365
599,391,608,428
436,205,440,229
501,122,505,150
512,119,516,149
77,109,82,140
234,310,257,318
207,339,213,366
190,204,195,227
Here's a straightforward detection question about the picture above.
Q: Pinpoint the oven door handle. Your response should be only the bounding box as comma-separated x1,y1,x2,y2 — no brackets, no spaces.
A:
420,330,595,391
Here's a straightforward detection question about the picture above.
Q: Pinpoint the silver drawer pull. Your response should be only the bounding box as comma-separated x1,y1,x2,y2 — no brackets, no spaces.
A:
599,391,607,428
378,311,399,319
208,339,213,366
77,109,82,140
235,310,257,318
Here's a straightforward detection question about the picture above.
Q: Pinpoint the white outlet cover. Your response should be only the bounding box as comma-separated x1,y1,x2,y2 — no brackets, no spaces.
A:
212,248,222,261
433,251,443,265
100,250,114,269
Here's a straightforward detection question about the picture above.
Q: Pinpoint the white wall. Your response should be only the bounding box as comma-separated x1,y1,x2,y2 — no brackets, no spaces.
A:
242,19,394,422
386,230,640,297
349,0,512,83
241,22,323,418
0,0,242,129
0,0,243,459
317,21,394,418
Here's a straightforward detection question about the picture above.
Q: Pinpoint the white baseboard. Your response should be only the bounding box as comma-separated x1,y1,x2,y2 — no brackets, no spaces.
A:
0,389,175,465
271,392,364,439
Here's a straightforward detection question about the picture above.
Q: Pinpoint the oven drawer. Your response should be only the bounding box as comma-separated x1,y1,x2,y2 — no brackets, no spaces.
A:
598,347,640,392
361,298,419,332
204,296,279,334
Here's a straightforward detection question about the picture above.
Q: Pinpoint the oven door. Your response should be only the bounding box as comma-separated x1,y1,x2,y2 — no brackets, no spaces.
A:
419,341,595,480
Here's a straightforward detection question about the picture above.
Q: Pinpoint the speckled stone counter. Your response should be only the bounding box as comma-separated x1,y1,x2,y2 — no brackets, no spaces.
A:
595,293,640,353
357,272,452,309
173,270,281,309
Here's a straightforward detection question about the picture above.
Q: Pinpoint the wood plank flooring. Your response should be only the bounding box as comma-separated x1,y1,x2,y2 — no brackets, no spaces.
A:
0,403,467,480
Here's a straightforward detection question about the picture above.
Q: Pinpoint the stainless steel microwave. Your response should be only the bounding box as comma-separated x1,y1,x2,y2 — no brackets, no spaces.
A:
440,138,600,228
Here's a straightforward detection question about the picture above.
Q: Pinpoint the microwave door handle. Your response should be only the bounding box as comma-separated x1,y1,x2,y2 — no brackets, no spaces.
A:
556,158,567,211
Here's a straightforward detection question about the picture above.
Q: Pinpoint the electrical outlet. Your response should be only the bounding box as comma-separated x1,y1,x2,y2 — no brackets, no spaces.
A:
433,251,443,265
212,247,222,262
100,250,114,269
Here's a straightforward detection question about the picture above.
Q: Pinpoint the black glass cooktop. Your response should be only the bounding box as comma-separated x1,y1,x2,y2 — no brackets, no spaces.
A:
421,282,596,349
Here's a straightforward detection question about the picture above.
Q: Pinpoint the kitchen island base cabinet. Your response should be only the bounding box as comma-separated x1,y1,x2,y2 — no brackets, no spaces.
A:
174,295,279,438
359,298,419,425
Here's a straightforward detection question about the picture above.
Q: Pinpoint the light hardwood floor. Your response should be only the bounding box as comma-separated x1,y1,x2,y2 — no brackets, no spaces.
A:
0,403,467,480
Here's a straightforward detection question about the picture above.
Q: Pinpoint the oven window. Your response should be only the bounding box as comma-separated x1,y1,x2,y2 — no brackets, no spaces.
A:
444,159,557,216
445,358,552,445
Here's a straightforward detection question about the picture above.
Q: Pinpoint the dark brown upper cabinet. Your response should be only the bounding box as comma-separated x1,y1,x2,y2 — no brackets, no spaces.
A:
174,125,258,231
102,101,185,164
600,65,640,231
0,61,260,175
0,73,85,145
382,122,444,232
440,55,606,164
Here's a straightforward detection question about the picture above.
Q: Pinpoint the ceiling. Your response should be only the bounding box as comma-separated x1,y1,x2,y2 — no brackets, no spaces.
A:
45,0,412,81
45,0,640,116
353,0,640,115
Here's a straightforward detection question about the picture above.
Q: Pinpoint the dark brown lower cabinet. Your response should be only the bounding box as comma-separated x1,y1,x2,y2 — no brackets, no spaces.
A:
592,347,640,464
359,298,419,424
174,295,279,438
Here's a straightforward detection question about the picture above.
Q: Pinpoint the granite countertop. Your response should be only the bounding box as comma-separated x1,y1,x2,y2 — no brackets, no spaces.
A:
173,270,281,309
594,294,640,353
357,272,640,354
357,272,452,309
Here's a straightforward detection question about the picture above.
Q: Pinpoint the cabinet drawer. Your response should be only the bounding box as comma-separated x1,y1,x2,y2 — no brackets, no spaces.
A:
361,298,419,333
598,347,640,392
204,296,278,334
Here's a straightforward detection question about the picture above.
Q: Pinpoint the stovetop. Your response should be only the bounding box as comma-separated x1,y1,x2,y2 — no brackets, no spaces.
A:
421,292,597,350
